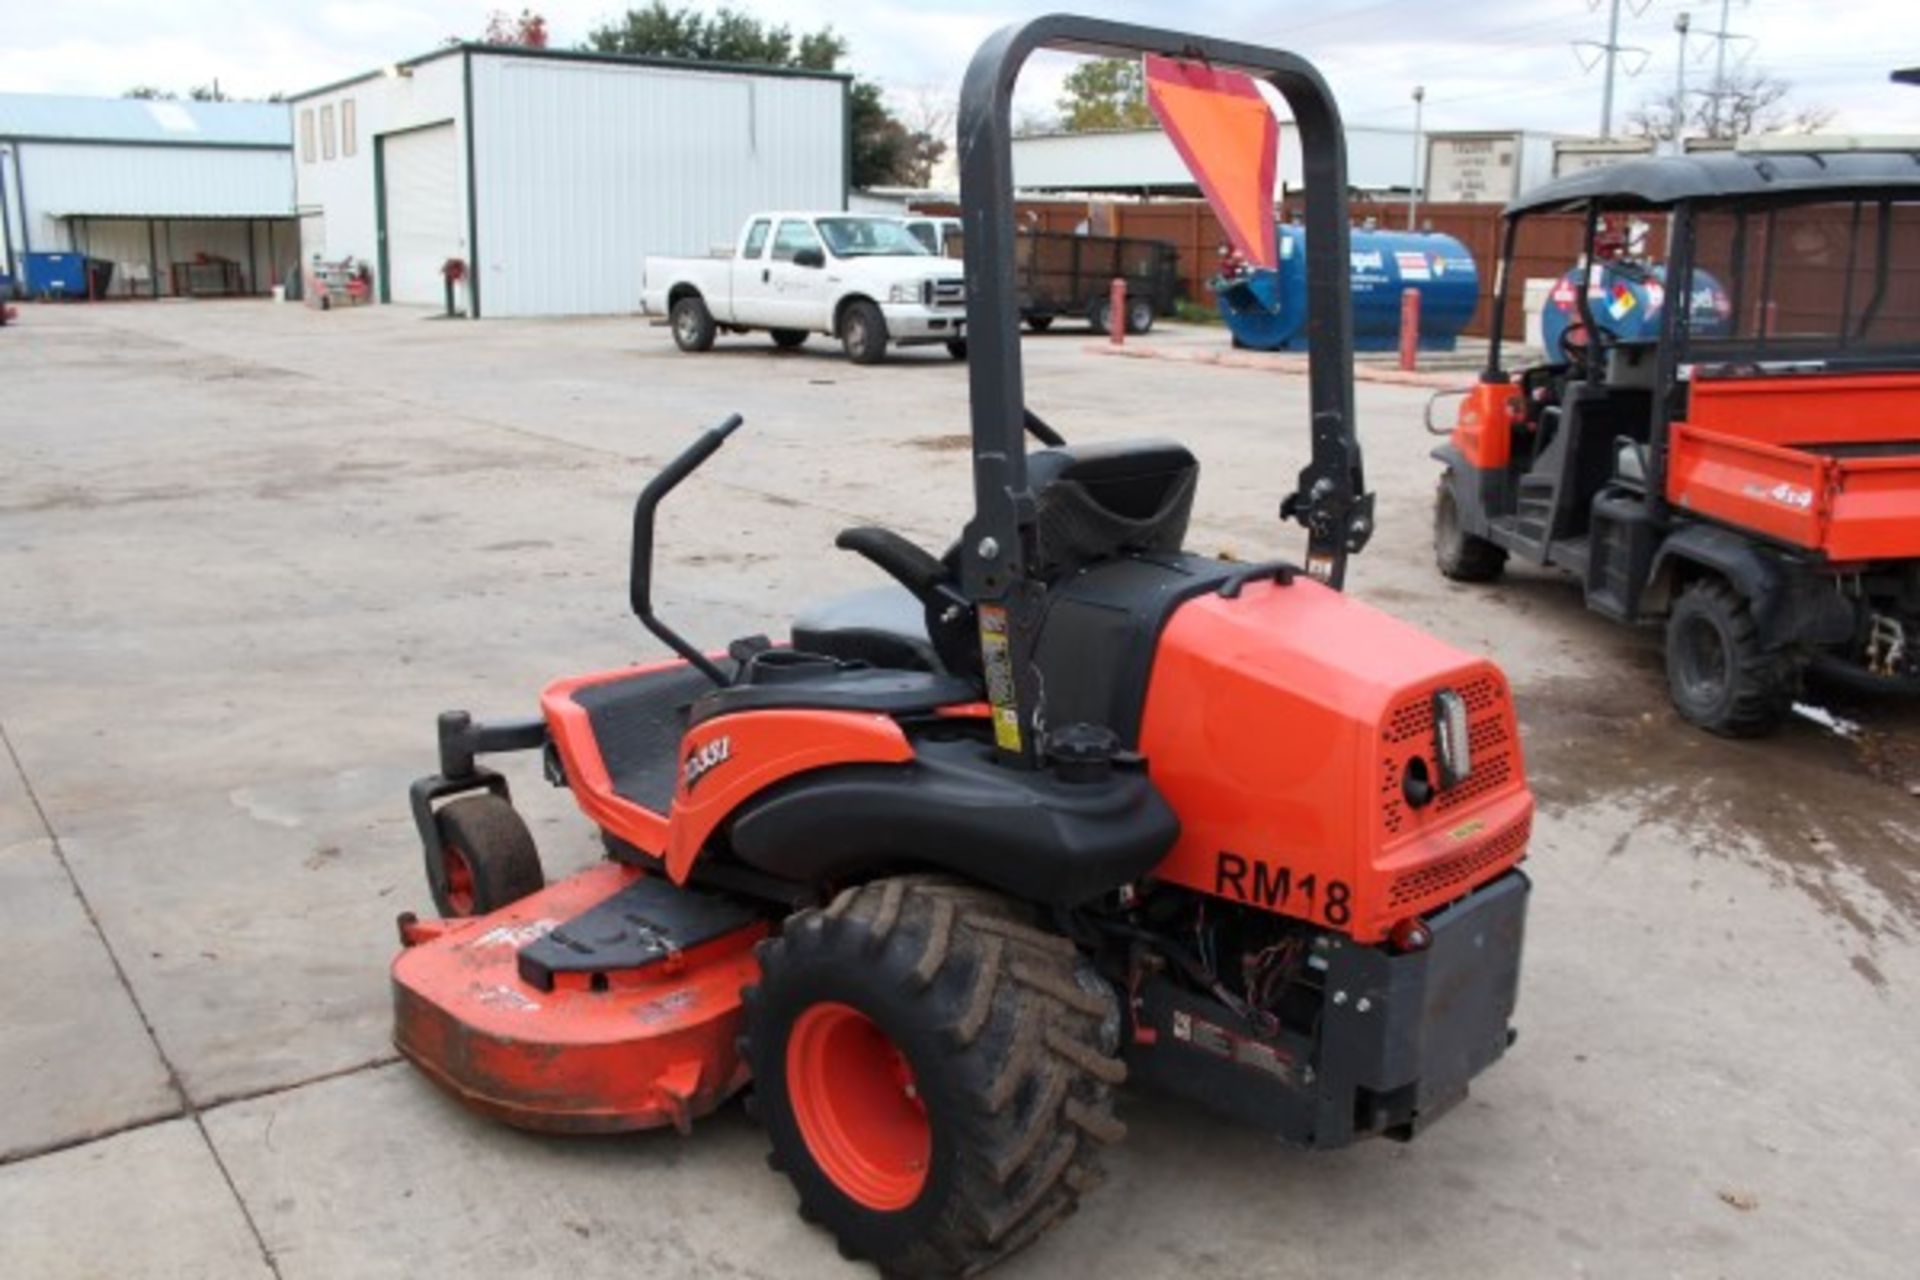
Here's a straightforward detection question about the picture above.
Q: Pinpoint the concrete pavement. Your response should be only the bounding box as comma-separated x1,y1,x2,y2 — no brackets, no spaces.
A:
1,300,1915,1279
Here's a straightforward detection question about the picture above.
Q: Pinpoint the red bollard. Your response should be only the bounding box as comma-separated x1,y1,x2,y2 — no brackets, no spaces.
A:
1109,277,1126,345
1398,286,1421,372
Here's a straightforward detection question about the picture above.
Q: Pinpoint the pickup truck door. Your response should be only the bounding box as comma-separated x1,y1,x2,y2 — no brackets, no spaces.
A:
723,218,775,325
765,218,832,330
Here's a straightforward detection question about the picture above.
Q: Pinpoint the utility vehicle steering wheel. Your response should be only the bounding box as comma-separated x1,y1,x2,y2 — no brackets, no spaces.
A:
1557,319,1609,380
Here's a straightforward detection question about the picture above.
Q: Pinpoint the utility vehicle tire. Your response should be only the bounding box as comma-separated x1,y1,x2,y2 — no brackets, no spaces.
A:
1025,315,1054,333
770,328,809,349
429,795,543,918
840,300,889,364
670,295,717,352
1126,298,1155,335
1434,476,1508,582
742,875,1124,1277
945,338,968,361
1666,578,1796,737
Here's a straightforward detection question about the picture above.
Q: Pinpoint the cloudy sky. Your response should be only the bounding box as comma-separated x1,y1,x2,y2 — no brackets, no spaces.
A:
3,0,1913,137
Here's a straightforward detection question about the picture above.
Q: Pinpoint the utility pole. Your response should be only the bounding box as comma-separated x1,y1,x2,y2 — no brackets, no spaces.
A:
1408,85,1425,230
1699,0,1752,139
1600,0,1621,139
1574,0,1649,141
1673,12,1690,153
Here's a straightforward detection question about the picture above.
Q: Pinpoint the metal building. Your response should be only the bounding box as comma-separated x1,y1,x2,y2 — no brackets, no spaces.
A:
1011,124,1424,198
0,94,295,299
290,45,849,318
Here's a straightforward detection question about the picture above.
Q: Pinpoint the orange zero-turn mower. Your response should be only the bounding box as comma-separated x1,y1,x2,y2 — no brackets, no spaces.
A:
392,15,1533,1275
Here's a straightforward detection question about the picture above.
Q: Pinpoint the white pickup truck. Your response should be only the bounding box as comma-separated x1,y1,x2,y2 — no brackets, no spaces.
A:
642,213,968,364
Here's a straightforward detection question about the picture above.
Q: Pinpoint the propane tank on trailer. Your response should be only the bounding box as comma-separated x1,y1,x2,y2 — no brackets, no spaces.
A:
1213,224,1480,353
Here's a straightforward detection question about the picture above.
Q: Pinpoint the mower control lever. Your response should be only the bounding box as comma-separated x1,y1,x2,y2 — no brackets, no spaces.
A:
834,527,952,602
630,414,745,686
1022,408,1066,448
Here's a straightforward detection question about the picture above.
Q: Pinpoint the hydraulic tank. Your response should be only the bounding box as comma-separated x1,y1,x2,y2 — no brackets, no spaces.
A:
1215,225,1480,352
1538,261,1732,354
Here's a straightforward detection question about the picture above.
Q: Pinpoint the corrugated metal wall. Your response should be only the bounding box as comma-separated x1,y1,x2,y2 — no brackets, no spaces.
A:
471,55,845,318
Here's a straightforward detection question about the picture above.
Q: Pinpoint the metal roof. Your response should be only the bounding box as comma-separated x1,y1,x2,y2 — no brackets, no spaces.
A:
1506,149,1920,215
0,93,290,148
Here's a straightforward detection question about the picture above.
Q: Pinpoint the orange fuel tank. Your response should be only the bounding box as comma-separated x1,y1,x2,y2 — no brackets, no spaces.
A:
1138,575,1532,944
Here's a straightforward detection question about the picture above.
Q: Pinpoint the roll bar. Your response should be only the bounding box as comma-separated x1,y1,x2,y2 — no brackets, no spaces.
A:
955,15,1368,765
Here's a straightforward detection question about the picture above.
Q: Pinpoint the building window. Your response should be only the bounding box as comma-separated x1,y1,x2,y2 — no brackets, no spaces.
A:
320,104,336,160
341,99,357,157
300,108,315,163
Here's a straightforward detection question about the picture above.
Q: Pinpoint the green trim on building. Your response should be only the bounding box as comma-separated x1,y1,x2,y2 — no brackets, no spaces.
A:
462,51,481,319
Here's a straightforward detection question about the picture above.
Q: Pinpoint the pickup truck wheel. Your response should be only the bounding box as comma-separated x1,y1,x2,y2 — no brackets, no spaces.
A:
840,301,888,364
945,339,968,360
770,328,809,350
671,295,717,352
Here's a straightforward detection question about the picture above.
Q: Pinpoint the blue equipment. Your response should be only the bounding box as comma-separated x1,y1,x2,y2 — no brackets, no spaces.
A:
1215,224,1480,352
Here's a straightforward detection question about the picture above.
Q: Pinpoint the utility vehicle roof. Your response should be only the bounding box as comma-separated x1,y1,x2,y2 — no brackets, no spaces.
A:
1506,150,1920,216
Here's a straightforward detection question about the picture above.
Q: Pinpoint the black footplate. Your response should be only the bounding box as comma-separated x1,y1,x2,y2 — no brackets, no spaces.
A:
517,876,760,992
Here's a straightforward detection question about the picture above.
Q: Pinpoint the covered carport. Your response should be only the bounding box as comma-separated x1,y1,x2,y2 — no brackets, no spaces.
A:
54,211,298,298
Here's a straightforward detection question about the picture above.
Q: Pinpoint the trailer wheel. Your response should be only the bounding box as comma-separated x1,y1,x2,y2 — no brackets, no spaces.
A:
1087,299,1112,333
1665,578,1796,737
840,301,889,364
1025,315,1054,333
743,875,1124,1276
770,328,809,350
1125,298,1155,335
671,295,717,352
1434,477,1507,582
429,795,544,918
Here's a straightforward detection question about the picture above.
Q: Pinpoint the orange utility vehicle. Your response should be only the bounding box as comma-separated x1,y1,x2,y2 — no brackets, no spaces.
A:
392,16,1533,1276
1435,152,1920,734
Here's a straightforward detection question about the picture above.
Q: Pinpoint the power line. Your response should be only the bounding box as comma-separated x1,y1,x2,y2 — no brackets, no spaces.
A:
1573,0,1652,139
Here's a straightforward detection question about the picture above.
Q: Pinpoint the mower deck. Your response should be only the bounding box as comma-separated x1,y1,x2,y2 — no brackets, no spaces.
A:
392,861,766,1134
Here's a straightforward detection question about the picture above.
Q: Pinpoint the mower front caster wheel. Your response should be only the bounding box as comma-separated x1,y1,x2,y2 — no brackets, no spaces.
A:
429,794,544,918
743,875,1124,1276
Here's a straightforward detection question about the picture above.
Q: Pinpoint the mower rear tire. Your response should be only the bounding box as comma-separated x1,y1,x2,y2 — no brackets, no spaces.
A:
1665,578,1796,737
1435,476,1507,582
840,301,889,364
770,328,809,349
671,295,717,353
743,875,1124,1277
429,795,544,918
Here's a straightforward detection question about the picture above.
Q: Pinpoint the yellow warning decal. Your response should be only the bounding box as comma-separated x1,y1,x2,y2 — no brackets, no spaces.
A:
978,604,1022,752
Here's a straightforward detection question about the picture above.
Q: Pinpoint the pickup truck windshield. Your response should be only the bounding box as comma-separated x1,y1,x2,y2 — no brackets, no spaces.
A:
817,218,931,259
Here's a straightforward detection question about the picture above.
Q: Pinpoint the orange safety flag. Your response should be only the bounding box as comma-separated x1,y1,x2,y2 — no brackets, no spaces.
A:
1144,55,1279,270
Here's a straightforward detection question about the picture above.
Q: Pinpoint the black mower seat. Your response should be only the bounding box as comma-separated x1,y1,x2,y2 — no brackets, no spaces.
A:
692,664,977,725
790,584,937,673
1027,438,1199,577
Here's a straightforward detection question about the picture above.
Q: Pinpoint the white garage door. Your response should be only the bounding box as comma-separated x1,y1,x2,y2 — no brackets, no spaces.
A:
383,124,461,306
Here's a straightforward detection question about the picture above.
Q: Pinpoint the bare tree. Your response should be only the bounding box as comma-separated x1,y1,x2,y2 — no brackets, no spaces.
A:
1629,67,1832,144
